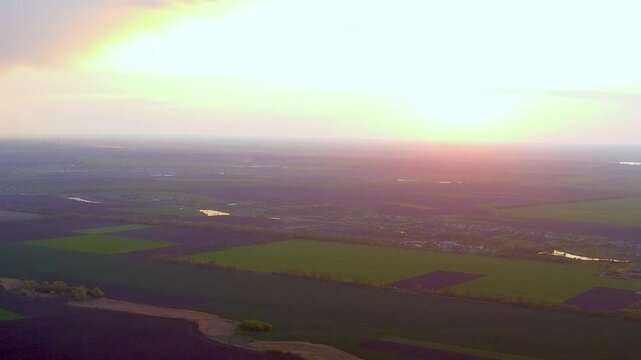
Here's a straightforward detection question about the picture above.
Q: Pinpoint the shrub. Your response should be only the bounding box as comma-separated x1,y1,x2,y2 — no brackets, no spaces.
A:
236,319,274,332
620,309,641,321
24,280,37,291
70,286,88,301
37,281,52,293
51,281,68,294
264,349,284,354
90,287,105,298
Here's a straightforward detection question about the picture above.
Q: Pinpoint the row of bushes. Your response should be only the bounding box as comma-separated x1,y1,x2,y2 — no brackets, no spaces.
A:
21,279,104,302
236,319,273,332
163,256,378,287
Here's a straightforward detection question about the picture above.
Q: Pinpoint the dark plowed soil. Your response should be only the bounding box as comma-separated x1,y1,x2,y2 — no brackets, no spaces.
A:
360,340,491,360
564,287,641,311
390,271,485,292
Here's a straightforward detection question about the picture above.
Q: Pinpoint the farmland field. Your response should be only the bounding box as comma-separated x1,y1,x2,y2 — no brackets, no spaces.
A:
24,235,177,254
0,293,299,360
115,226,287,258
0,210,44,223
3,243,641,359
74,224,152,235
496,197,641,227
4,142,641,359
0,308,23,321
564,287,641,311
362,336,539,360
390,271,484,292
180,239,641,303
0,218,122,242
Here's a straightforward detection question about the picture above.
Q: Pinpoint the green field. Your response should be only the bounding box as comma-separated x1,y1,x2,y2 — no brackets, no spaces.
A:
120,207,197,216
0,308,24,321
4,243,641,359
180,239,641,303
496,197,641,227
25,235,177,254
74,224,152,234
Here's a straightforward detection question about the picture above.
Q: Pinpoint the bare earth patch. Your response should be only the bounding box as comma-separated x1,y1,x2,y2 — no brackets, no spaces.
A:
564,287,641,311
72,298,237,341
390,271,485,292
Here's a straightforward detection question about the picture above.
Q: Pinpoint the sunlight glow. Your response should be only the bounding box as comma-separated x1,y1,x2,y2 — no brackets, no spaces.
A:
4,0,641,141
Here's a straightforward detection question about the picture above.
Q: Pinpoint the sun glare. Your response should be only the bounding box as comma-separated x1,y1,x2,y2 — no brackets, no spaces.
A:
73,0,641,141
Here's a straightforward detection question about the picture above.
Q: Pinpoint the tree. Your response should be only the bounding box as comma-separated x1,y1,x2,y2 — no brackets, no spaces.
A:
90,287,105,298
236,319,274,332
51,281,67,294
70,286,87,301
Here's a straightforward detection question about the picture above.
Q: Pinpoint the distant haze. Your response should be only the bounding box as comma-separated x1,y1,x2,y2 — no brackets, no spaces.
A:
1,0,640,143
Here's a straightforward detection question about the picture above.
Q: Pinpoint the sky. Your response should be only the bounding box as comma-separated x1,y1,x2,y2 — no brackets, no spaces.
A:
1,0,640,143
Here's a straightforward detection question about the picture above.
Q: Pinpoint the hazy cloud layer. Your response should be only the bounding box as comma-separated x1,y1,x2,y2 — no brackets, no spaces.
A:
1,0,639,142
0,0,207,70
493,88,641,102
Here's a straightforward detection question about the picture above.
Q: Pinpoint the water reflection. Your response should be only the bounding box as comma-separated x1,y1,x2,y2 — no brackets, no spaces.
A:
541,250,628,263
199,209,231,217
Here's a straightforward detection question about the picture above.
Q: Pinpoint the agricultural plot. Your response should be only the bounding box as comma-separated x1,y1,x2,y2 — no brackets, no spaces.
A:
116,226,286,258
360,336,539,360
0,218,121,242
0,308,24,321
564,287,641,311
95,285,197,308
180,239,641,304
122,206,199,216
360,339,488,359
24,235,177,255
74,224,152,235
493,217,641,243
0,210,44,223
0,293,298,360
0,194,121,216
391,271,484,292
5,243,641,359
189,215,281,227
190,181,621,217
496,197,641,227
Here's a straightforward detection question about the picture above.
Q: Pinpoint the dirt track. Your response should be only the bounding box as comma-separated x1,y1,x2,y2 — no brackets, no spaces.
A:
73,298,238,341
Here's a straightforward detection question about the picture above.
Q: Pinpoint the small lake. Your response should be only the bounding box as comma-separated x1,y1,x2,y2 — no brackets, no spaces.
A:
547,250,627,263
68,197,101,204
199,209,231,217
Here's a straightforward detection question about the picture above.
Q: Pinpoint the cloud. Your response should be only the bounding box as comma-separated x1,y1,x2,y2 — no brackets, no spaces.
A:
492,87,641,102
0,0,209,71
